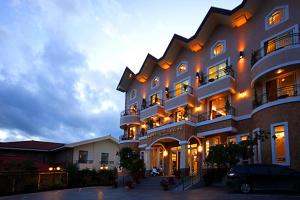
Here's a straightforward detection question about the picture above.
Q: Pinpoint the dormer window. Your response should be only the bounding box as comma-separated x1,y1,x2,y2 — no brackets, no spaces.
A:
151,77,160,89
211,40,226,58
130,89,136,100
176,62,188,76
265,5,289,30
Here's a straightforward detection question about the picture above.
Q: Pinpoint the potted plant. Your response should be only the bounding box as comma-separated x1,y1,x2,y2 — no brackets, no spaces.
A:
224,96,231,115
146,118,154,129
199,71,205,84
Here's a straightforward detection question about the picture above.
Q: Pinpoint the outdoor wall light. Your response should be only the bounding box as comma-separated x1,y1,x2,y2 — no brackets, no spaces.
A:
197,145,203,153
239,51,244,59
195,72,200,79
49,167,53,171
163,150,168,157
165,87,169,93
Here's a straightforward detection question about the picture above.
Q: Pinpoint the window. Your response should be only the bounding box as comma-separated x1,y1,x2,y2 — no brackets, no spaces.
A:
264,30,293,55
228,137,237,144
175,80,189,96
128,127,136,139
205,137,220,156
79,150,88,163
150,92,161,106
208,96,227,120
176,62,188,76
266,6,288,30
208,61,227,82
151,77,159,89
271,123,290,165
211,41,226,58
130,89,136,100
129,103,138,114
265,72,296,102
101,153,109,165
240,135,248,141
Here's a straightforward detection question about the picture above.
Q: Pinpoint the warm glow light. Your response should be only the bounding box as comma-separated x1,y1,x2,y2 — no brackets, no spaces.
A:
56,166,61,171
163,150,168,157
160,61,171,69
232,15,248,28
164,117,170,122
100,166,104,170
105,166,109,170
277,69,283,74
49,167,53,171
198,145,203,153
138,77,147,83
141,124,146,129
238,90,248,99
190,43,202,52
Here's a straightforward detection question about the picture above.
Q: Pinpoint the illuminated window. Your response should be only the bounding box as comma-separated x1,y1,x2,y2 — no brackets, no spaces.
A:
176,62,188,76
240,135,248,141
151,77,159,89
211,41,226,58
175,80,189,96
129,104,138,114
266,6,288,30
228,137,237,144
264,30,293,55
150,92,161,106
208,96,226,120
130,89,136,100
271,123,289,165
208,61,227,82
205,140,210,156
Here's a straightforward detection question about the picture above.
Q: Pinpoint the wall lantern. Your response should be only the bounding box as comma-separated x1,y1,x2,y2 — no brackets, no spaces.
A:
163,150,168,157
197,145,203,153
239,51,244,59
195,72,200,79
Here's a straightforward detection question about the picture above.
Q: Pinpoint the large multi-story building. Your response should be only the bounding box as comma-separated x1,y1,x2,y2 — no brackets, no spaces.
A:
117,0,300,176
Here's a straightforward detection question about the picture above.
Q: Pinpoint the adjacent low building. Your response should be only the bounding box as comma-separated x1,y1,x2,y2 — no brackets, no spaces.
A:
117,0,300,176
0,135,119,171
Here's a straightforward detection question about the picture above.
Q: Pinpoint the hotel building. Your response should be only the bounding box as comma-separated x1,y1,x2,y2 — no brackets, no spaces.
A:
117,0,300,175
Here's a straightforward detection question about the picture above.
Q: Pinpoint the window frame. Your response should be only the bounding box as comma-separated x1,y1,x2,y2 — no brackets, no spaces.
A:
129,89,137,100
173,76,191,97
128,102,138,114
151,76,160,89
176,61,188,77
271,122,290,166
78,150,88,163
101,152,109,165
148,90,162,106
210,40,226,59
265,5,289,31
206,58,230,82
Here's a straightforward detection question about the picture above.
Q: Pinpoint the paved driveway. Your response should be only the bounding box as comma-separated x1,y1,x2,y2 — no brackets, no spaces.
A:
1,186,300,200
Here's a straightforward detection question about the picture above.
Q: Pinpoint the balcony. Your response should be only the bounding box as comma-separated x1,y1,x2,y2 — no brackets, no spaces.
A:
119,134,136,141
198,65,235,100
197,106,235,123
253,84,300,109
164,85,195,112
251,33,300,83
120,109,140,128
140,98,165,120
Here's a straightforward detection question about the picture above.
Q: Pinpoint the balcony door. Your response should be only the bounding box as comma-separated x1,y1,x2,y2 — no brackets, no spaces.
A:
266,79,277,102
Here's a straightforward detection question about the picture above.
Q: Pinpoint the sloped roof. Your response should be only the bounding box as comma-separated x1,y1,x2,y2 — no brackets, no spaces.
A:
0,140,65,151
65,135,118,148
117,0,260,92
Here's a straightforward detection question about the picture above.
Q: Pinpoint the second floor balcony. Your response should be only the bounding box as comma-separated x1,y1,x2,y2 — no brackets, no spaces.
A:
198,65,235,100
140,98,165,120
197,106,235,123
253,84,300,109
164,85,195,112
120,109,140,128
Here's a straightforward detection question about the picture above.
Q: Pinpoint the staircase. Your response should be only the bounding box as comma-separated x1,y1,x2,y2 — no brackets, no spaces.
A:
135,176,170,190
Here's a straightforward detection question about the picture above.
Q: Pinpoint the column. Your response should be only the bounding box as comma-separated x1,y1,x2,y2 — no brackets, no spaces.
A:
145,147,151,171
179,141,189,176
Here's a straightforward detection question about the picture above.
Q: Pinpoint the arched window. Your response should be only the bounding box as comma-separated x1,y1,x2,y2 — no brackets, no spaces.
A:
130,89,136,100
151,76,160,89
211,40,226,58
176,62,188,76
265,5,289,30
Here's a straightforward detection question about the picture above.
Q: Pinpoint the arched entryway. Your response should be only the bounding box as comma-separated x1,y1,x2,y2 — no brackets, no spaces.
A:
148,137,181,176
187,136,202,176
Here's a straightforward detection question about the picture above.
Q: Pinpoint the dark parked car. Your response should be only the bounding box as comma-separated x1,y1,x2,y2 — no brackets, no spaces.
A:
226,164,300,193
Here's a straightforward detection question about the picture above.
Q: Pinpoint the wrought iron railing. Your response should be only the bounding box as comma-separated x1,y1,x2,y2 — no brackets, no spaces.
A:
251,33,300,67
119,134,135,141
197,106,235,122
199,65,234,86
166,85,193,99
140,98,164,110
253,84,300,108
120,109,139,117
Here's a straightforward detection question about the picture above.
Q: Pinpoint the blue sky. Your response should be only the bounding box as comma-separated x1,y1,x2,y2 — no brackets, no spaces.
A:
0,0,241,143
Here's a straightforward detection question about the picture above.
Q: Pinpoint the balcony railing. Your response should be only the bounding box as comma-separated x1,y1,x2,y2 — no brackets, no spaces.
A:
253,84,300,109
197,106,235,122
141,98,164,110
166,85,193,99
200,65,234,86
120,109,139,117
119,134,135,141
251,33,300,67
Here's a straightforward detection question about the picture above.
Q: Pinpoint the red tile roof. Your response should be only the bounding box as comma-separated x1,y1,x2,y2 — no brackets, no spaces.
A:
0,140,65,151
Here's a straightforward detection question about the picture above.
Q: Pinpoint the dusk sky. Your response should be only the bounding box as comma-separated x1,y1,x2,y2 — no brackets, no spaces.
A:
0,0,242,143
